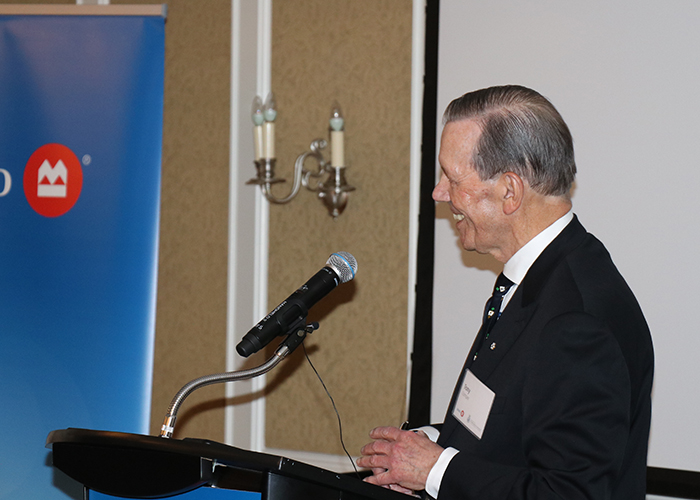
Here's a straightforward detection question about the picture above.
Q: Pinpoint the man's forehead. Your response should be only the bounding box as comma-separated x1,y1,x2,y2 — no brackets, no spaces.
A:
442,118,482,140
439,119,482,164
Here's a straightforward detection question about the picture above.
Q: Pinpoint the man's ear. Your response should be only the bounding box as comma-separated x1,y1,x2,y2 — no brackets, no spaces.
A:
501,172,524,215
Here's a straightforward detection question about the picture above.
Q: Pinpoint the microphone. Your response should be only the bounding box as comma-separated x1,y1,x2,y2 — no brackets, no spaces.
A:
236,251,358,357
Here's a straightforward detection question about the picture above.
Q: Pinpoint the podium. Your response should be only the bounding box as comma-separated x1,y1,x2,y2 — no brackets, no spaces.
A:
47,428,407,500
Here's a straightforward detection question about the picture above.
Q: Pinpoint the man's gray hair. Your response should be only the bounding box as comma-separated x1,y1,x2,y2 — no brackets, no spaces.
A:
443,85,576,197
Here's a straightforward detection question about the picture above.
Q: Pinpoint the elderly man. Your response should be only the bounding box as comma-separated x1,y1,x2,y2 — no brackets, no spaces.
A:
358,85,654,500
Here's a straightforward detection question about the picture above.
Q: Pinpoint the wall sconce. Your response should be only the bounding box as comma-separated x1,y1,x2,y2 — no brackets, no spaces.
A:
247,93,355,219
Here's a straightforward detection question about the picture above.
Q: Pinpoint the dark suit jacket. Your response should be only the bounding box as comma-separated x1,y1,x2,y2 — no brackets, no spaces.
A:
436,216,654,500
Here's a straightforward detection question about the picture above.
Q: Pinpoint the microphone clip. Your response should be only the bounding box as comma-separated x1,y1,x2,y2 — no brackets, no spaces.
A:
276,321,319,355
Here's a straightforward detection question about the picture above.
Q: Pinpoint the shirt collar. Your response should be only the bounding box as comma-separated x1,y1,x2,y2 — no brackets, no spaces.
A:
503,210,574,285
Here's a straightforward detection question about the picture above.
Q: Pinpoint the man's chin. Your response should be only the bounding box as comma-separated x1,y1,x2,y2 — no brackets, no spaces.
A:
459,241,477,253
457,231,476,252
459,240,490,256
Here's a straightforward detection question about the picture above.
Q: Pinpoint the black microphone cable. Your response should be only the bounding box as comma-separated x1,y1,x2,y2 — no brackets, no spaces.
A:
302,342,360,478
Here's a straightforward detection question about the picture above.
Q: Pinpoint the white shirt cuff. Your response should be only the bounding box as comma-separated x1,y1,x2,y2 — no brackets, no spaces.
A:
414,425,440,442
425,447,459,498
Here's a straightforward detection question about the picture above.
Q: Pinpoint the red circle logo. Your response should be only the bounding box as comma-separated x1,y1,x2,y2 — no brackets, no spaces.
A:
23,143,83,217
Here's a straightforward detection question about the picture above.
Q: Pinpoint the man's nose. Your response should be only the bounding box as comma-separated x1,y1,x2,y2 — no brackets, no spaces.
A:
433,175,449,202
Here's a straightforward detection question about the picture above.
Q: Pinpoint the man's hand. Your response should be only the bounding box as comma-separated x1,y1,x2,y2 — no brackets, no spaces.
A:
356,426,444,492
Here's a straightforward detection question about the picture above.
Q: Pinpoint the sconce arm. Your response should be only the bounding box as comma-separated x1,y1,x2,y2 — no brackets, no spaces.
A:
248,138,354,217
261,165,303,204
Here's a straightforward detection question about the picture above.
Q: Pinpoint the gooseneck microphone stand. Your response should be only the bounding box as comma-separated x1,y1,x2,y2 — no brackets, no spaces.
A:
159,322,318,438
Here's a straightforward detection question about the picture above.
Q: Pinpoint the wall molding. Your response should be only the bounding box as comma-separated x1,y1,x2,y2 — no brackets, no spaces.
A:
225,0,271,452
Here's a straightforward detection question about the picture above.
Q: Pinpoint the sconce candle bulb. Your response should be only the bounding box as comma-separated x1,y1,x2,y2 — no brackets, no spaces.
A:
251,96,264,161
329,102,345,168
263,92,277,159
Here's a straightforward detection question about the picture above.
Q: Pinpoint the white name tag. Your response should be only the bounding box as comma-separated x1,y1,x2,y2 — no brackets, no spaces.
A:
452,369,495,439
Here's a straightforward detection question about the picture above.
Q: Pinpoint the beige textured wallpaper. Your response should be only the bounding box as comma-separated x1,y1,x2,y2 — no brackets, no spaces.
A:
266,0,413,455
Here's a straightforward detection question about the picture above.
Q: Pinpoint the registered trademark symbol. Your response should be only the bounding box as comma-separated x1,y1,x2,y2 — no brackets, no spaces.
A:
82,154,92,166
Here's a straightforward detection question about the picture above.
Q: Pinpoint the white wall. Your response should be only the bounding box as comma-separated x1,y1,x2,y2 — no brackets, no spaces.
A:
433,0,700,473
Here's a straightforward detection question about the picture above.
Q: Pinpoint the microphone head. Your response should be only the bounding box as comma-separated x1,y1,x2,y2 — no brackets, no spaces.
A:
326,251,357,283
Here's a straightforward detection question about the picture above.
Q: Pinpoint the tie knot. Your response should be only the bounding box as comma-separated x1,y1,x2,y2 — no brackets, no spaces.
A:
494,273,514,296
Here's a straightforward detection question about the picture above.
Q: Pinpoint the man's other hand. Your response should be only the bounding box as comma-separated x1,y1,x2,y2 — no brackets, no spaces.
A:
356,426,443,492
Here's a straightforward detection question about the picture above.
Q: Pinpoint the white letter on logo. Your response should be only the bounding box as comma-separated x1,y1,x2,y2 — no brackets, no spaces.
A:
37,160,67,198
0,169,11,197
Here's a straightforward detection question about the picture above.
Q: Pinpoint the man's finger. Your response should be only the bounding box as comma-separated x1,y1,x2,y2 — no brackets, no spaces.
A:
363,468,395,487
360,438,393,457
369,426,402,441
356,453,389,470
388,483,415,495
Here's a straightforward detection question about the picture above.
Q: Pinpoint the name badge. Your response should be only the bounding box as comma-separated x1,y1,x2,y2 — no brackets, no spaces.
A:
452,369,495,439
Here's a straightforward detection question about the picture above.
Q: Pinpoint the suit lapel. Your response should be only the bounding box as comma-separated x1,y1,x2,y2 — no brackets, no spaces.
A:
438,299,538,446
467,294,538,381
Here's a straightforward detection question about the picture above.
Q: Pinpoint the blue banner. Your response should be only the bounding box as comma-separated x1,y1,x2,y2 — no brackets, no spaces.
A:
0,12,164,499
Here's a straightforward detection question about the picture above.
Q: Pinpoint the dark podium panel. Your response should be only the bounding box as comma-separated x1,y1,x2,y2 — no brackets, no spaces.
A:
47,428,406,500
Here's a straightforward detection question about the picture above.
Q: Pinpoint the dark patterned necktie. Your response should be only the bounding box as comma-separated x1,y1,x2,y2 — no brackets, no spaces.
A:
472,273,515,360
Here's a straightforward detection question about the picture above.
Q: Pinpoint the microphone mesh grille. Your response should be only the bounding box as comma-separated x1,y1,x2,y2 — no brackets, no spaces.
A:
326,251,357,283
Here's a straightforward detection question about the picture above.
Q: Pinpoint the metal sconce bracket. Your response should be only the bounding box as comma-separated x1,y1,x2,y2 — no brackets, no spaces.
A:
247,139,355,219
